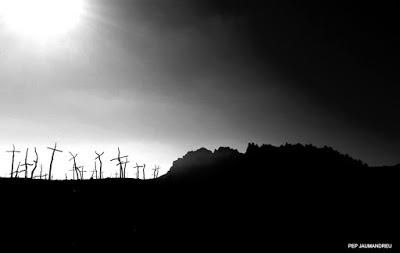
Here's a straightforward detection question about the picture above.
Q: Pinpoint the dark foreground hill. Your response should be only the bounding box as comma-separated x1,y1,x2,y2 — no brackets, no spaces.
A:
0,143,397,252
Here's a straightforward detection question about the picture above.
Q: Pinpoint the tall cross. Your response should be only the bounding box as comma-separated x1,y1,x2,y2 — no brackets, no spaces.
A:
142,164,146,180
47,143,63,180
69,152,80,180
152,166,160,179
95,151,104,179
20,148,33,178
116,157,129,178
110,147,128,179
6,145,21,178
133,163,144,179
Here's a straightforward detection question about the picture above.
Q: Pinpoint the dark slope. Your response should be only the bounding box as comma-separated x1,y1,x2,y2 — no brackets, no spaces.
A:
164,143,397,251
166,143,367,183
0,143,397,251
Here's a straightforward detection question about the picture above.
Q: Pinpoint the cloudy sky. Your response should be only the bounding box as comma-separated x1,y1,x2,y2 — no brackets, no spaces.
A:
0,0,399,177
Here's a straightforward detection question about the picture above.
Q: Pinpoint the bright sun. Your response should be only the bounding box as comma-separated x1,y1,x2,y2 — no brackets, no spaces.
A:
0,0,84,41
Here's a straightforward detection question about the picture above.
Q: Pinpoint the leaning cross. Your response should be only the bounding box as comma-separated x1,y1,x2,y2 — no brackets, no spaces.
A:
47,143,63,181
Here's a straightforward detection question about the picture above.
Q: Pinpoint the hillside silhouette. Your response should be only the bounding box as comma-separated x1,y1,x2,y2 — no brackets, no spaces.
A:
165,143,367,184
0,143,397,251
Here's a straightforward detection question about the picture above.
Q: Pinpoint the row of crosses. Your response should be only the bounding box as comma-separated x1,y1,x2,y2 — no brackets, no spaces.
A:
5,144,160,180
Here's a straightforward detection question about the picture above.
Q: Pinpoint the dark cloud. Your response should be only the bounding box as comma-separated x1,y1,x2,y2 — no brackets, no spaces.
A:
96,0,400,163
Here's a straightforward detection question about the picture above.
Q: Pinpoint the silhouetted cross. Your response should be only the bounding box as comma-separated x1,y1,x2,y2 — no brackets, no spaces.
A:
69,152,80,180
20,148,33,178
142,164,146,180
152,166,157,179
95,151,104,179
117,157,130,178
133,163,144,179
47,143,63,180
6,145,21,178
110,147,128,178
152,166,160,179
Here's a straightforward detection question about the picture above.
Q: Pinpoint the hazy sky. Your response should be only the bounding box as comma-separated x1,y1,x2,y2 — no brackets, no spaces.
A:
0,0,399,177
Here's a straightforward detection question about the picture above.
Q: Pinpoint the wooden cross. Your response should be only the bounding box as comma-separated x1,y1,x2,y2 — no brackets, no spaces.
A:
47,143,63,180
133,163,144,179
116,157,130,178
152,166,160,179
95,151,104,179
110,147,128,179
142,164,146,180
20,148,33,178
30,147,39,178
77,166,87,180
6,144,21,178
69,152,80,180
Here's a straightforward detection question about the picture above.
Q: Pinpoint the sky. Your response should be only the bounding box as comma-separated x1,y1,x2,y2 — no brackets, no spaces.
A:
0,0,399,178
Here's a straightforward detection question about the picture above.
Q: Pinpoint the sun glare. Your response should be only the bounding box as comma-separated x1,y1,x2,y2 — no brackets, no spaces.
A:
0,0,84,41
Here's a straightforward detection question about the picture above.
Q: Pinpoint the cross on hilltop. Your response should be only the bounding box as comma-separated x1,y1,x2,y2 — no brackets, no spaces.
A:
110,147,128,179
6,145,21,179
47,143,63,181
